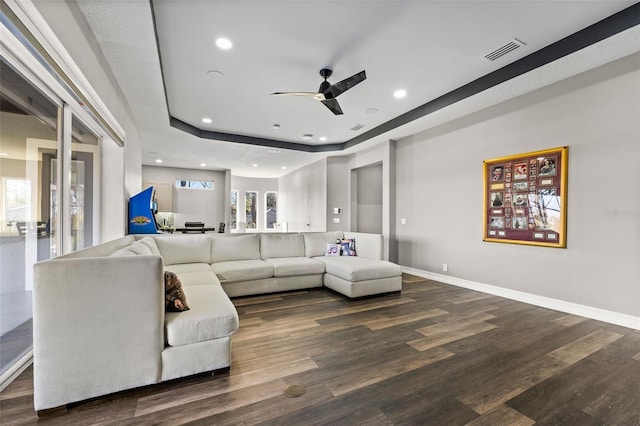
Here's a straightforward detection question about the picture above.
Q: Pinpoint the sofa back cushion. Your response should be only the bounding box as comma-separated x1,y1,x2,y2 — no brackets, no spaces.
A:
138,237,161,256
109,240,153,257
303,231,344,257
58,235,136,259
155,235,211,265
260,233,305,259
211,234,260,263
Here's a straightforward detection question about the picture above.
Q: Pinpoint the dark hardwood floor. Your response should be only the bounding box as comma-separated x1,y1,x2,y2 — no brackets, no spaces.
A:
1,274,639,425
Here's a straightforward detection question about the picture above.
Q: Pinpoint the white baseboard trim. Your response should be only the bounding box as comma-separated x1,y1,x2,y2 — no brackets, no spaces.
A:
402,267,640,331
0,350,33,393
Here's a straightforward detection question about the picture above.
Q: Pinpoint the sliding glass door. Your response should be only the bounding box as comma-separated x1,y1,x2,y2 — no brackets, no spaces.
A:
0,59,100,377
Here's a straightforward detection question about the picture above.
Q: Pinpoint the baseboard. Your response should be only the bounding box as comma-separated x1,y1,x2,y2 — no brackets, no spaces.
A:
402,267,640,331
0,349,33,393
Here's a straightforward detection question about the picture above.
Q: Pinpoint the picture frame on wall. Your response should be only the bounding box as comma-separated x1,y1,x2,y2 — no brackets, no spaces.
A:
483,147,568,248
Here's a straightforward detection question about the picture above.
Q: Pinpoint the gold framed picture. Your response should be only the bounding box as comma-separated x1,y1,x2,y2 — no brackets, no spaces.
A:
483,147,568,248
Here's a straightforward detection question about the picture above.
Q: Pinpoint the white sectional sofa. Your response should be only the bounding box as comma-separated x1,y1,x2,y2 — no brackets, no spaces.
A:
32,231,401,413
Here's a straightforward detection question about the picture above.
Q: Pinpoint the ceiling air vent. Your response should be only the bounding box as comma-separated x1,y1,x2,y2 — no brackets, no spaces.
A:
350,124,364,131
484,38,526,62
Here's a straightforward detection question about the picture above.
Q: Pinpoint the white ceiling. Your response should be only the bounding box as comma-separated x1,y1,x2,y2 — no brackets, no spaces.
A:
76,0,640,178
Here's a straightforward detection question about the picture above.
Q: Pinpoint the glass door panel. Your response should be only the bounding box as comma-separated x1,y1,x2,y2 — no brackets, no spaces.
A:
0,59,59,375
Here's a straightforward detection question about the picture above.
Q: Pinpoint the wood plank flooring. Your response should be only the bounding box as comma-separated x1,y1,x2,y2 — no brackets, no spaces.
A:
1,274,639,425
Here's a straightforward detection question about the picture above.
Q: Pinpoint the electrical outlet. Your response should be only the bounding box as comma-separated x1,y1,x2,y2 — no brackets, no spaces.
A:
443,263,448,272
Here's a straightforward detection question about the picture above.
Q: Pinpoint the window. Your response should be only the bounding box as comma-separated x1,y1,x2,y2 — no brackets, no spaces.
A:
230,190,238,230
175,179,214,189
265,191,277,229
245,191,257,229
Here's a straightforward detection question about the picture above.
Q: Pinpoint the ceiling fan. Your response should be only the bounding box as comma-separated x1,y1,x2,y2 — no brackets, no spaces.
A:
271,68,366,115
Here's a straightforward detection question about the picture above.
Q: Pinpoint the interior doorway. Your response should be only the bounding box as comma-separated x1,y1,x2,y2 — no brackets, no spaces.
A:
351,163,383,234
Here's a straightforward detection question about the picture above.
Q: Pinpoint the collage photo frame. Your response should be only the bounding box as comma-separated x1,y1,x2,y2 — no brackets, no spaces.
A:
483,147,568,248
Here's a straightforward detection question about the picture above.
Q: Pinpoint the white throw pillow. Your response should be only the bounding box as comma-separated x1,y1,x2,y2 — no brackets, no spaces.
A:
325,243,340,256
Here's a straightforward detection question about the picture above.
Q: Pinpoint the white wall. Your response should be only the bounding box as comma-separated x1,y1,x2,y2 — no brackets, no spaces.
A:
279,159,327,232
142,166,226,229
326,156,351,232
395,53,640,320
230,175,278,231
100,139,125,240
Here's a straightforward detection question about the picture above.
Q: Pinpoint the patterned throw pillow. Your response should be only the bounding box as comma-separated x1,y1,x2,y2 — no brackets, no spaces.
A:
325,243,341,256
165,271,189,312
340,238,356,256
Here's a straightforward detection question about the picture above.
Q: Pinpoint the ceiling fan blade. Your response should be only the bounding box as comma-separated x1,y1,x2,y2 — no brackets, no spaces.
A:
321,99,343,115
325,70,366,98
271,91,325,100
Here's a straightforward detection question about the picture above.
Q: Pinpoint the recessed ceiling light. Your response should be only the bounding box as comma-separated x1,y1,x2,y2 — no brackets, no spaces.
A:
281,166,287,170
268,149,281,154
366,108,379,114
155,159,163,164
394,89,407,99
272,124,280,129
319,136,327,142
202,117,212,124
216,38,232,50
302,134,313,140
252,163,258,167
200,163,206,167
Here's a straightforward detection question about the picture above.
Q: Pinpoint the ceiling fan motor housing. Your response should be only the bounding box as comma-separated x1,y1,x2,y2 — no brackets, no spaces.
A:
319,80,332,96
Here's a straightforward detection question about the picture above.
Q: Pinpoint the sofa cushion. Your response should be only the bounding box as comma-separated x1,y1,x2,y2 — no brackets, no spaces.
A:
211,234,260,263
264,257,325,277
314,256,402,282
172,269,220,287
163,264,219,286
212,259,273,283
109,240,155,257
165,285,239,347
303,232,344,257
165,271,189,312
127,241,153,256
155,235,211,265
138,237,161,256
260,233,305,259
109,247,136,257
164,263,212,274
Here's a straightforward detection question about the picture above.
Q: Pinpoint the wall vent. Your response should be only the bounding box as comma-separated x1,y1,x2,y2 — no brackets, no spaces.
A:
484,38,526,62
350,124,364,131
